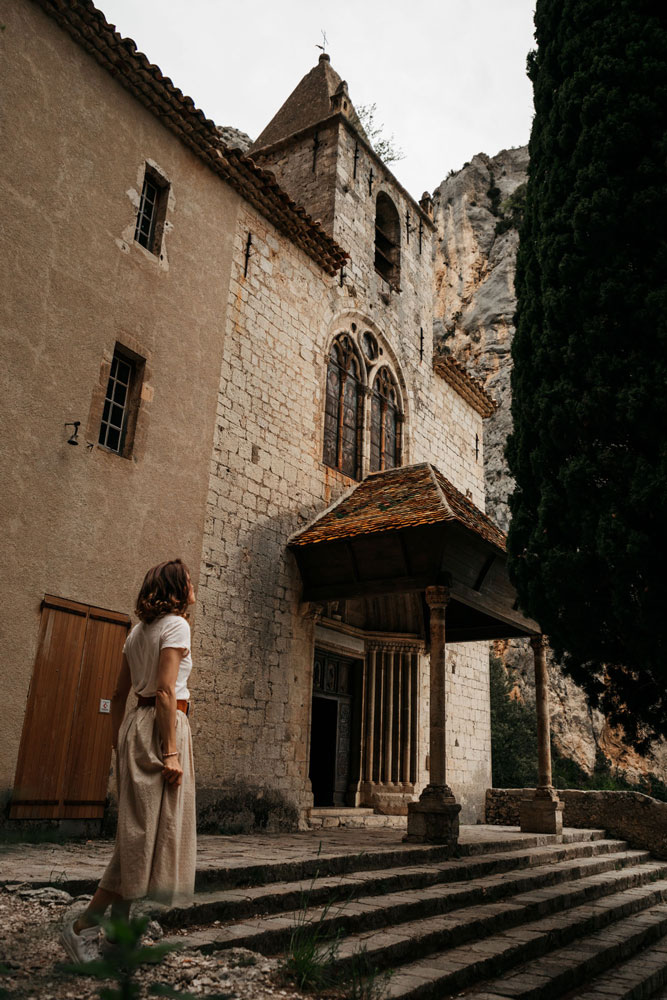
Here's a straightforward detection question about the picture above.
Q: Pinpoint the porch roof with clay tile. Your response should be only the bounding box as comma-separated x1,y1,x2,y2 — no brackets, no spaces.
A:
288,463,539,643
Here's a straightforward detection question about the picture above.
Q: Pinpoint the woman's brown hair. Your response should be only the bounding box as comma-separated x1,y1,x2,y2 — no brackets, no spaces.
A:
135,558,191,624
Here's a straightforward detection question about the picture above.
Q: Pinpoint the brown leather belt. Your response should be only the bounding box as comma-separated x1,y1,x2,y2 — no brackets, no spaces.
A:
137,695,189,715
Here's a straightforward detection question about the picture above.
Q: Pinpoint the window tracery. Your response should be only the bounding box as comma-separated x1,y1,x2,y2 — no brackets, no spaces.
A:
370,367,402,472
323,334,362,479
323,329,405,480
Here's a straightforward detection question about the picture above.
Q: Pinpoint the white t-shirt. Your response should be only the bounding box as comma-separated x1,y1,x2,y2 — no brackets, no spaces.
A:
123,614,192,701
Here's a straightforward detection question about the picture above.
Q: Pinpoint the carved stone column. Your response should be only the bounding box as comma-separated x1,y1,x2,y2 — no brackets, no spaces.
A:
520,635,564,835
405,585,461,846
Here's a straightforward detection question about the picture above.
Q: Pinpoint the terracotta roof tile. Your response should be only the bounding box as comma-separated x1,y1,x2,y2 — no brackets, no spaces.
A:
34,0,347,275
433,354,497,417
289,463,506,551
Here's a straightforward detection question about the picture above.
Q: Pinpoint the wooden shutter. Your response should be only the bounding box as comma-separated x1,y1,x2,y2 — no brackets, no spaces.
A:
11,596,130,820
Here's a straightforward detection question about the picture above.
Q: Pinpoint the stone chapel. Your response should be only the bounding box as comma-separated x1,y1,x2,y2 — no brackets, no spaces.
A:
1,0,538,839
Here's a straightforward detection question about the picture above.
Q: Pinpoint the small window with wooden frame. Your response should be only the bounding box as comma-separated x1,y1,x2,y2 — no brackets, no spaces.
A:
375,192,401,289
323,334,363,479
98,344,145,457
370,366,402,472
134,164,169,256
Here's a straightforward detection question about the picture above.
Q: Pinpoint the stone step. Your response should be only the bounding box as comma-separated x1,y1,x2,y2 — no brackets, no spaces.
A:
157,843,645,936
309,811,408,829
157,837,629,928
333,869,667,971
381,891,667,999
563,938,667,1000
310,808,375,815
165,856,665,959
461,903,667,1000
191,826,606,892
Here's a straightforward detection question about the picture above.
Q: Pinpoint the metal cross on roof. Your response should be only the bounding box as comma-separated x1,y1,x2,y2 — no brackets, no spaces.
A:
316,29,328,54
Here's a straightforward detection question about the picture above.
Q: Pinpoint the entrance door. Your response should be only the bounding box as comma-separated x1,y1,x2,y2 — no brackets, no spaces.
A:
309,649,359,807
11,595,130,820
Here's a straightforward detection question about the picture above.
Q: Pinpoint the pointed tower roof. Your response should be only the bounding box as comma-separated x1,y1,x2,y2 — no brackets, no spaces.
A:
252,53,367,150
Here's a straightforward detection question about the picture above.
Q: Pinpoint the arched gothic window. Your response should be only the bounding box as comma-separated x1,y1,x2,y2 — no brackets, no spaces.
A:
375,192,400,288
370,367,402,472
323,335,362,479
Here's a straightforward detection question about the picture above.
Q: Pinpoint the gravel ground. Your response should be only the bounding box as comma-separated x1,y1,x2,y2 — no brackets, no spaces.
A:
0,886,308,1000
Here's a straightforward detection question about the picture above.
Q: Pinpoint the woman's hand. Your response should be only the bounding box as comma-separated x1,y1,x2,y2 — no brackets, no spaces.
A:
162,753,183,786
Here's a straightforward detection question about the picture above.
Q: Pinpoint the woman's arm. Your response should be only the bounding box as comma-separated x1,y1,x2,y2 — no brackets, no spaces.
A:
155,645,186,786
110,655,132,749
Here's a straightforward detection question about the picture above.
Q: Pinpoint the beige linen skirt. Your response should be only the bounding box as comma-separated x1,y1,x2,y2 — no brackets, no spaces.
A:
99,704,196,904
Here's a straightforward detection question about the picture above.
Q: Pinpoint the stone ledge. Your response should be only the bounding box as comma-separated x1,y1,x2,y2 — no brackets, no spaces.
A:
487,787,667,859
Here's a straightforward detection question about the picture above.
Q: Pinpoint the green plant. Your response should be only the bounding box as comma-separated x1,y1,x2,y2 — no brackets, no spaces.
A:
344,945,393,1000
506,0,667,748
486,186,501,216
490,656,538,788
356,103,404,164
64,915,175,1000
283,881,341,991
281,847,391,995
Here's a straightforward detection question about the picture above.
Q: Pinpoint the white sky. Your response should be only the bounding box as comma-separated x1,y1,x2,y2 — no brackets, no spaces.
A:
98,0,536,200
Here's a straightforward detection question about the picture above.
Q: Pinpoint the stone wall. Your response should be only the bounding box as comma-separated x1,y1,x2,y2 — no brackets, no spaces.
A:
1,0,239,799
446,642,492,822
486,788,667,858
256,125,338,235
194,125,493,822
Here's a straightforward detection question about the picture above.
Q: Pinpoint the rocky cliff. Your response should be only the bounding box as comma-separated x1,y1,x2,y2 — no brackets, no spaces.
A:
431,148,666,784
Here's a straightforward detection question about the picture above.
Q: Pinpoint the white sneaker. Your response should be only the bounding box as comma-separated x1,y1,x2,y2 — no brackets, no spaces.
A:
60,919,100,963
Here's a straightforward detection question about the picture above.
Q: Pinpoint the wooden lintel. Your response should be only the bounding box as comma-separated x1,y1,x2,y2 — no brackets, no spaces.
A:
447,624,540,643
302,575,431,603
451,580,540,632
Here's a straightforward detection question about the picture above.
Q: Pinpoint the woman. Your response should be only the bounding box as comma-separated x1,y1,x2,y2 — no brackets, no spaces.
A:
61,558,197,962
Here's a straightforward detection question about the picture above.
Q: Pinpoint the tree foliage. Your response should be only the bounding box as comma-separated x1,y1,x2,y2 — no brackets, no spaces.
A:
489,659,667,799
490,657,538,788
356,103,404,165
506,0,667,747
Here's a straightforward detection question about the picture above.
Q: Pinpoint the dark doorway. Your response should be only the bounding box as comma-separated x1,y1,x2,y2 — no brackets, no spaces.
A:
309,697,338,806
309,649,361,807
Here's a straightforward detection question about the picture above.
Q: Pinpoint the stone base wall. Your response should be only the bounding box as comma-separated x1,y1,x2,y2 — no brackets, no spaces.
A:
486,787,667,858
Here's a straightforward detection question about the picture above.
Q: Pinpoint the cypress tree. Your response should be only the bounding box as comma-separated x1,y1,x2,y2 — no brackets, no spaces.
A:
506,0,667,747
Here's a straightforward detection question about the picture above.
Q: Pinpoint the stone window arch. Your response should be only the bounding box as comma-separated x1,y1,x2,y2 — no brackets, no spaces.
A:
323,334,363,479
370,366,402,472
374,192,400,288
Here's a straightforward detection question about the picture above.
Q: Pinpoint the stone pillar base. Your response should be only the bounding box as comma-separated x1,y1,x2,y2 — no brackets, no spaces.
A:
403,788,461,846
520,789,564,835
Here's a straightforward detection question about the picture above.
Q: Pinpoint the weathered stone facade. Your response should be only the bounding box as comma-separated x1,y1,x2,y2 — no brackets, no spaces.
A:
0,0,241,814
195,110,493,821
3,0,510,831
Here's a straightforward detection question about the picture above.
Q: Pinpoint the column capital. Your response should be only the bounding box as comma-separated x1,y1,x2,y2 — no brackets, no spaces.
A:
302,602,325,623
425,585,451,611
366,638,424,653
529,634,547,653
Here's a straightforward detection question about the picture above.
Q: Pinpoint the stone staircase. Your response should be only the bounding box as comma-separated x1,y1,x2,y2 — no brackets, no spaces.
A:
153,829,667,999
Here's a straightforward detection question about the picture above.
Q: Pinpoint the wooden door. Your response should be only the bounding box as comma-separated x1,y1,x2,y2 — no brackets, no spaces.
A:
11,596,130,820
